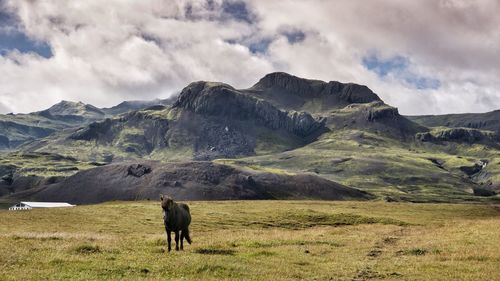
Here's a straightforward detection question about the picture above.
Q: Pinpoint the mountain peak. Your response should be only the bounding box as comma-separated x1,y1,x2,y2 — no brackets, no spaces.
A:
173,81,236,109
42,100,105,117
252,72,324,93
245,72,381,113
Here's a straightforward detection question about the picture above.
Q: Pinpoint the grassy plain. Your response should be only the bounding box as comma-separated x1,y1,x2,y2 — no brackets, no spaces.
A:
0,201,499,280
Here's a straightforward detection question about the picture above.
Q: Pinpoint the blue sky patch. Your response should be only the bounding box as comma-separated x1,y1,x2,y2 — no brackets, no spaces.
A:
225,36,273,54
0,31,53,58
0,8,52,58
221,1,255,24
185,0,255,24
362,54,408,77
282,30,306,44
362,54,440,90
248,38,273,54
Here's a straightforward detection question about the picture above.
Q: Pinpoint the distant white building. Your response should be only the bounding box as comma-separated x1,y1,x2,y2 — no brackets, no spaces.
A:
9,202,75,211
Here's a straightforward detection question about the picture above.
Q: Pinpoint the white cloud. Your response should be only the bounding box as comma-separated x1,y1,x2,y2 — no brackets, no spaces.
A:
0,101,10,114
0,0,499,115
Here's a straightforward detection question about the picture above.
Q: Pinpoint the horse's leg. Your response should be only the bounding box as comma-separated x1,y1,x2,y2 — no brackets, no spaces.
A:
174,231,180,251
184,227,192,244
166,230,172,252
180,231,184,250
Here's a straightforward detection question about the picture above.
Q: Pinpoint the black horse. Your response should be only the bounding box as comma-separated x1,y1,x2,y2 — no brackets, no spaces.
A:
160,195,192,251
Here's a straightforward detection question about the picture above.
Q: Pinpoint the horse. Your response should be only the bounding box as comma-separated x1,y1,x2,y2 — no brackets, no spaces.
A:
160,195,192,252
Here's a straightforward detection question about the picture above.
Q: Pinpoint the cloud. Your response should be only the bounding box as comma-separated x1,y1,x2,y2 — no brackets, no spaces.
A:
0,0,498,115
0,100,10,114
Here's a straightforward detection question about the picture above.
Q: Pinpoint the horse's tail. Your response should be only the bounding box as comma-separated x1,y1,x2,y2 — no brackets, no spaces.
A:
184,227,192,244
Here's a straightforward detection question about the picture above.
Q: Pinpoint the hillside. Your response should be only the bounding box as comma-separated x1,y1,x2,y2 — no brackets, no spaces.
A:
407,110,500,132
4,161,371,204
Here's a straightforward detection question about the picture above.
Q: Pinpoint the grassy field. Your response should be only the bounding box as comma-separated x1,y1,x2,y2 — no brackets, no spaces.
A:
0,201,499,280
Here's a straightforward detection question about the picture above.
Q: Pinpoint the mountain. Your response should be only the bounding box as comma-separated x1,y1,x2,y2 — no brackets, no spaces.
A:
0,98,176,150
1,72,499,203
0,101,107,150
101,97,177,115
21,80,326,162
39,100,105,120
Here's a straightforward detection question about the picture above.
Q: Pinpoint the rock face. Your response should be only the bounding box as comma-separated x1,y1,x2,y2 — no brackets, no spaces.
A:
245,72,382,112
174,81,325,137
69,110,171,155
7,161,373,204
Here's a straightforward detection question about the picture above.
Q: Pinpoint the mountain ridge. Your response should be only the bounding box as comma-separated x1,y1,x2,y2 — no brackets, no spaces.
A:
244,72,382,113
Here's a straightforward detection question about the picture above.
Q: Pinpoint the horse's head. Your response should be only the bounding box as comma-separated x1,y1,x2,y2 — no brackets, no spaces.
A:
160,194,174,212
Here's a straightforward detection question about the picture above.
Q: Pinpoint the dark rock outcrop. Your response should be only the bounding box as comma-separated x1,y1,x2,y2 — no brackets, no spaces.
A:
127,164,152,177
0,164,16,196
473,187,497,197
69,118,115,141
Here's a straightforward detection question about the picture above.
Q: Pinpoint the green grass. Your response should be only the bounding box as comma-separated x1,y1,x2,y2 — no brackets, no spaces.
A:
0,201,499,280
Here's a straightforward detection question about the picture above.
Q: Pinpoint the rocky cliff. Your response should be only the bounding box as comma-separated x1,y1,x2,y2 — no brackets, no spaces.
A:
175,81,325,136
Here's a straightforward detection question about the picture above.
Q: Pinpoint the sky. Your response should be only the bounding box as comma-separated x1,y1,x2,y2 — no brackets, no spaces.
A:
0,0,499,115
